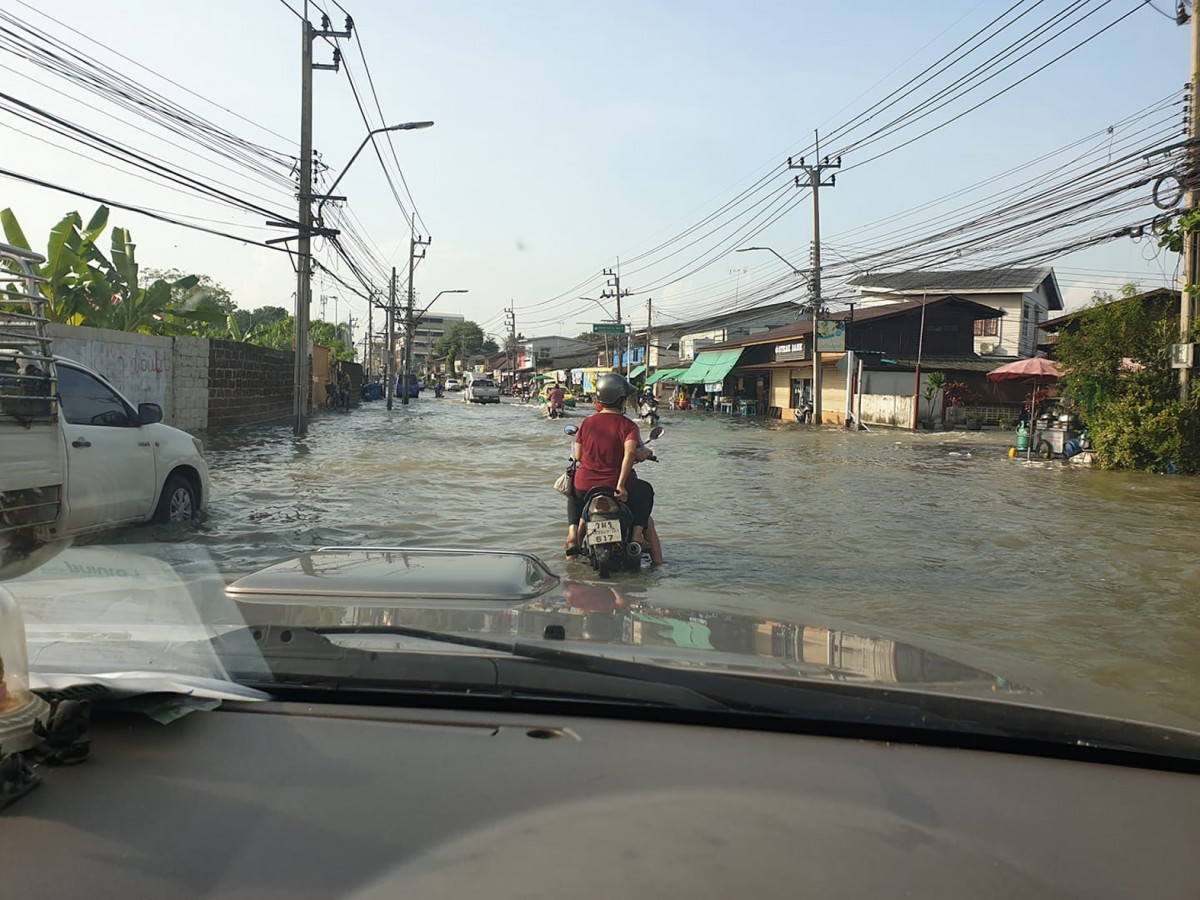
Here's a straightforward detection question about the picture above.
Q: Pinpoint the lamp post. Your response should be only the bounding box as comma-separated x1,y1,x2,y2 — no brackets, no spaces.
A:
737,246,817,419
316,121,434,220
294,119,432,434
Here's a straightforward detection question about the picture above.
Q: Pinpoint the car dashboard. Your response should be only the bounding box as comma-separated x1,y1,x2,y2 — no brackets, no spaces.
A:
4,698,1199,899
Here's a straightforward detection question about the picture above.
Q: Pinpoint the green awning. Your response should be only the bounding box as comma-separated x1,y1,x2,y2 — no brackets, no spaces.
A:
675,349,743,385
628,364,646,379
645,367,689,385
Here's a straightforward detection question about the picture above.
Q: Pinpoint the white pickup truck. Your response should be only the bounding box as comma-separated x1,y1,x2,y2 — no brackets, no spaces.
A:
463,374,500,404
1,242,208,578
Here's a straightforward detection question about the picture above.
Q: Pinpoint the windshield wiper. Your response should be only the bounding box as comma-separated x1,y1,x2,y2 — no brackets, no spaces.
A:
214,624,1200,772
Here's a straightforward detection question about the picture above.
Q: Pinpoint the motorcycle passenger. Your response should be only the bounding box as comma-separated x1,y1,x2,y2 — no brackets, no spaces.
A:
565,373,662,564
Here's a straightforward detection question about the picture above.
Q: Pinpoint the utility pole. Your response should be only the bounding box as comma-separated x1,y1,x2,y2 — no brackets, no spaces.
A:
291,5,351,437
602,265,632,375
645,297,653,383
1181,1,1200,401
505,306,517,393
402,233,431,406
366,293,373,381
386,267,396,409
788,130,840,425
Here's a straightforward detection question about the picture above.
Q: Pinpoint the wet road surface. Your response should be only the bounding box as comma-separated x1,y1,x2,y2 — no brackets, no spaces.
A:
104,394,1200,722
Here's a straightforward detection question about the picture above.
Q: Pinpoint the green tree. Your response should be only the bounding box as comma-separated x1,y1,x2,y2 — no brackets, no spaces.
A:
310,319,356,361
1056,284,1200,473
434,320,487,361
1,206,221,335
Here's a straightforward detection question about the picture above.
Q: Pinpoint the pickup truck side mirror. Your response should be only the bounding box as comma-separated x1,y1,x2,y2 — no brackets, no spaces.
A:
138,402,164,425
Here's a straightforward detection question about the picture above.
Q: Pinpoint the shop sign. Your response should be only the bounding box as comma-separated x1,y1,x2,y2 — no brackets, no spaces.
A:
775,340,808,362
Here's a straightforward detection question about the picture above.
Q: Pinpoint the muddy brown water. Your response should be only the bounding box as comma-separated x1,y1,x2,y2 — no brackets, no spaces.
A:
92,396,1200,725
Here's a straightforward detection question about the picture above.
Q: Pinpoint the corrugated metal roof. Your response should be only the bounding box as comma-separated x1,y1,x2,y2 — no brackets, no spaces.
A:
849,267,1063,310
702,296,1004,351
864,356,1002,373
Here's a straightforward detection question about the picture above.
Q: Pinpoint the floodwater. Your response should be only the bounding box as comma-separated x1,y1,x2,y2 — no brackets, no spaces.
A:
114,395,1200,723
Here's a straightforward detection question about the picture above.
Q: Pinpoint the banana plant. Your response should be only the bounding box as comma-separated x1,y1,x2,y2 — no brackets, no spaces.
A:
2,205,111,324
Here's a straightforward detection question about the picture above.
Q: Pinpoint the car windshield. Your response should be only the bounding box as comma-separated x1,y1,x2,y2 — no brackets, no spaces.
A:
2,2,1200,754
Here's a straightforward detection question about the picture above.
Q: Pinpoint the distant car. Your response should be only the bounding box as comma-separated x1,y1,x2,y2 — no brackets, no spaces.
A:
445,378,463,392
464,377,500,404
395,373,421,398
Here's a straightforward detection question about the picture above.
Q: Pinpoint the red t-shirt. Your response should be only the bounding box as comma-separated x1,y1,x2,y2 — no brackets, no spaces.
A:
574,412,640,492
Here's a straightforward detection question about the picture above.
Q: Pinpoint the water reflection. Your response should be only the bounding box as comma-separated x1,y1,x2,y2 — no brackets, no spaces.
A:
232,573,1017,692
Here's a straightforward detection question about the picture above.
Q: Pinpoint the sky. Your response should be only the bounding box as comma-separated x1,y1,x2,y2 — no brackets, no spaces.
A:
0,0,1192,347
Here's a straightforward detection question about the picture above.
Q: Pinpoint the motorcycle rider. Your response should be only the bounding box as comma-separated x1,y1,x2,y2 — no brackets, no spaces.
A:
547,382,566,417
564,373,663,564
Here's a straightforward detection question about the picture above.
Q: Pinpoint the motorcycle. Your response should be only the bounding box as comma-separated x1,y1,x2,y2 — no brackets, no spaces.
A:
434,385,445,399
794,398,814,423
548,400,566,419
637,395,660,427
563,423,664,579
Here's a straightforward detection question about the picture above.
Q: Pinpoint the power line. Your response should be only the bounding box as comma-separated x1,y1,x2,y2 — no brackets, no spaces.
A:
0,167,293,251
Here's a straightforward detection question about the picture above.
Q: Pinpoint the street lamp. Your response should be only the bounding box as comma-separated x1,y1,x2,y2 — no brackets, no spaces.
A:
738,245,821,423
736,246,809,280
318,121,434,218
295,120,433,435
405,288,468,392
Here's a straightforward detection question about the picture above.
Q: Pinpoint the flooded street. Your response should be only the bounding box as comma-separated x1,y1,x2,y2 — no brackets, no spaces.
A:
123,398,1200,722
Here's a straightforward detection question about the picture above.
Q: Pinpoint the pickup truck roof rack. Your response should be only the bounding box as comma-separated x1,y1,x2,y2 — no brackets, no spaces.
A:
1,241,64,542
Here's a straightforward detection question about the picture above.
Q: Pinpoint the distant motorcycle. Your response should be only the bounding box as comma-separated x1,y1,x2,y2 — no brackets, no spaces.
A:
637,396,660,427
564,423,663,579
548,400,566,419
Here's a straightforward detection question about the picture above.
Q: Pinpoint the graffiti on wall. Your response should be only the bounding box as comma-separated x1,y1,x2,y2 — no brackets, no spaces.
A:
48,327,172,410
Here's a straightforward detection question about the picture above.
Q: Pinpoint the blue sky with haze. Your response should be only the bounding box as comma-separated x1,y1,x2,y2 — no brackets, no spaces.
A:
0,1,1190,341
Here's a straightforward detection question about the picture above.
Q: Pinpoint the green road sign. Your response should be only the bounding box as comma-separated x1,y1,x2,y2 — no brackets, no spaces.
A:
593,323,628,334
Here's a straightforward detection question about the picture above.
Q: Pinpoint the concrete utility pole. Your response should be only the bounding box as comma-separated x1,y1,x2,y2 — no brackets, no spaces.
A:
788,131,840,425
602,265,633,375
402,234,431,406
1181,2,1200,401
505,306,517,391
292,5,351,437
366,293,373,381
645,297,653,382
386,267,396,409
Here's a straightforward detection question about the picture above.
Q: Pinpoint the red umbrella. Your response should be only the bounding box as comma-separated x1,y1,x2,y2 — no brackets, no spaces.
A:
986,357,1063,382
987,357,1062,460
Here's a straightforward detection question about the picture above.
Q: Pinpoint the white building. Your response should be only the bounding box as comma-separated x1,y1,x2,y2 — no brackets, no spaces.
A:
400,311,465,371
848,268,1063,357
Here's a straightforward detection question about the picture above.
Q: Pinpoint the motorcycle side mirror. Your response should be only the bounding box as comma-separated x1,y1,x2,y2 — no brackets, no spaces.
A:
648,425,664,440
564,425,578,436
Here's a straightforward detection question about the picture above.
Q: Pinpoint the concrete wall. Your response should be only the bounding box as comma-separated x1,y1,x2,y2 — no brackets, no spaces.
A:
207,339,295,428
48,324,173,413
171,336,209,431
859,394,913,428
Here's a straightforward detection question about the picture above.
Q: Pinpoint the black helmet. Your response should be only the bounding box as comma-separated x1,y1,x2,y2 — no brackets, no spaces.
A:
596,373,635,406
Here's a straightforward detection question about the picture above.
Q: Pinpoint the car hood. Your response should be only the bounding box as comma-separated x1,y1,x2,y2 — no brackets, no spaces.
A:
222,548,1177,724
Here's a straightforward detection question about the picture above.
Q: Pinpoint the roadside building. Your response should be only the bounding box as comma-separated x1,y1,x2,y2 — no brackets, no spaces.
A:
1039,287,1179,354
849,268,1063,358
402,310,465,373
697,296,1005,427
632,300,805,389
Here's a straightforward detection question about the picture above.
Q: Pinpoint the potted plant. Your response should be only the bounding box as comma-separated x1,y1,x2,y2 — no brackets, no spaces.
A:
920,371,945,429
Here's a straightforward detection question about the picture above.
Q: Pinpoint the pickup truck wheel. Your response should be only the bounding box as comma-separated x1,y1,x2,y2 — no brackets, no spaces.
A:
156,473,198,524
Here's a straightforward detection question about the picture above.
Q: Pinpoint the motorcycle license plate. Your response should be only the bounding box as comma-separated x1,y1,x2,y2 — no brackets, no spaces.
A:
588,519,621,544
